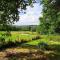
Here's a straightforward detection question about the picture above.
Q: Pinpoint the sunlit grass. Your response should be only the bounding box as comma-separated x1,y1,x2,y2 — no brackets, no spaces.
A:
26,35,60,45
0,31,40,43
0,31,60,60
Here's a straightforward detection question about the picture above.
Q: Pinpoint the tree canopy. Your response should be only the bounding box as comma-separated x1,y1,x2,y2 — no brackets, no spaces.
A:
0,0,33,25
39,0,60,34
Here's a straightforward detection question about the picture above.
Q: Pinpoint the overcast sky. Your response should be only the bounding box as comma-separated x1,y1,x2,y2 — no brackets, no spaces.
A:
14,1,42,26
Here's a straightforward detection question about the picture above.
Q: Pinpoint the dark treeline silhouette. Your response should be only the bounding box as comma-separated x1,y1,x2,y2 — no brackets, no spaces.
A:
0,25,38,32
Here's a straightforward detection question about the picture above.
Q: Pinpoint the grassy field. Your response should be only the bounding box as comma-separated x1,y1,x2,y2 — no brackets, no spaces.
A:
0,31,60,60
0,31,40,44
26,35,60,45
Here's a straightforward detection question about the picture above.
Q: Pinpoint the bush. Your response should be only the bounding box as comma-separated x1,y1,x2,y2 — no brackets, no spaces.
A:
38,42,49,50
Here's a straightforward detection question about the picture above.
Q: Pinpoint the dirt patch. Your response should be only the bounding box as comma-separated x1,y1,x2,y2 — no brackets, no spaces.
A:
0,47,49,60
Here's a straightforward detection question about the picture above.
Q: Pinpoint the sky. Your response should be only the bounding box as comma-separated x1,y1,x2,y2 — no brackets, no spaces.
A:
14,1,42,26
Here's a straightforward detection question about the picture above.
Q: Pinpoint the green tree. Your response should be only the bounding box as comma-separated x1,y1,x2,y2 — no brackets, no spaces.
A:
0,0,32,26
39,0,60,34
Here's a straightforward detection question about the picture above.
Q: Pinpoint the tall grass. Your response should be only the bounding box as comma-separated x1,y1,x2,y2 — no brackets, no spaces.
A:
0,31,40,49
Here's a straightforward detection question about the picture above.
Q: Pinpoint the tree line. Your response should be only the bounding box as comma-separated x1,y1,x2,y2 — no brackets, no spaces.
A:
0,25,37,32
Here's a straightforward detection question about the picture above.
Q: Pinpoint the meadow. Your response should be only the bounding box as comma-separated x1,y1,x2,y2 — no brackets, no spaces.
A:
0,31,60,60
0,31,40,46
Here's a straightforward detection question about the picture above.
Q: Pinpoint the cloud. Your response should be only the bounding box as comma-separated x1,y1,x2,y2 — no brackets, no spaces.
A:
14,3,42,26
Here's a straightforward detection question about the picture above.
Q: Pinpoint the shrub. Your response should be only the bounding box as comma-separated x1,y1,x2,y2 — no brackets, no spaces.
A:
38,42,49,50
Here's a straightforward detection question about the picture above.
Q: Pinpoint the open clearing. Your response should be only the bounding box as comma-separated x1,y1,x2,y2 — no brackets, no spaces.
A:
0,31,60,60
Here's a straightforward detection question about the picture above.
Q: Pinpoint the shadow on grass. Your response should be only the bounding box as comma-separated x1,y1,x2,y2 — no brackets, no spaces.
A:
49,44,60,52
47,44,60,60
0,41,27,51
21,43,60,60
0,41,60,60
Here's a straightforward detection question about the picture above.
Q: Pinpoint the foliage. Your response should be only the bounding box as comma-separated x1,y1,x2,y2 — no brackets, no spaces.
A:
0,25,37,32
39,0,60,34
0,0,33,27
